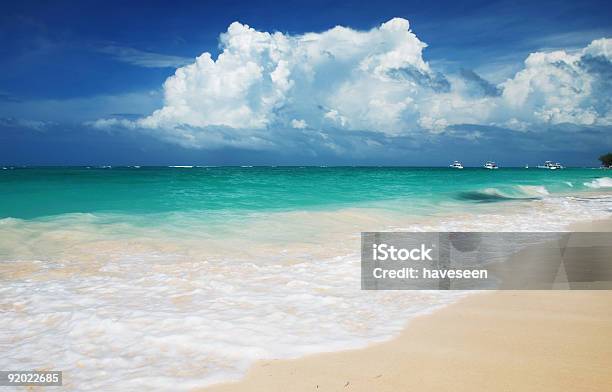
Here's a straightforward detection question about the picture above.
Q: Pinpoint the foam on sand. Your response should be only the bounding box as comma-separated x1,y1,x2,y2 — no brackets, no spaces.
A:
204,291,612,392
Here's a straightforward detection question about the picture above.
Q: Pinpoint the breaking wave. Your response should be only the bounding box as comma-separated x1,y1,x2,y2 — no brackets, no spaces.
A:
584,177,612,188
457,185,549,203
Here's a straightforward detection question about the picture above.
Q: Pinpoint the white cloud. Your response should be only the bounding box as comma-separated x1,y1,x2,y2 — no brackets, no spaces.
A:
88,117,138,130
132,17,440,138
99,45,193,68
93,19,612,149
291,119,307,129
499,45,604,126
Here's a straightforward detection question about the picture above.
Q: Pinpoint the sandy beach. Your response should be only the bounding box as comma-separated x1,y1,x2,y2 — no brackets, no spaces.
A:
202,218,612,392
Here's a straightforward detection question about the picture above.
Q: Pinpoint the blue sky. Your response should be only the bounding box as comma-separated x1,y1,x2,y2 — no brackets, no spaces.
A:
1,0,611,165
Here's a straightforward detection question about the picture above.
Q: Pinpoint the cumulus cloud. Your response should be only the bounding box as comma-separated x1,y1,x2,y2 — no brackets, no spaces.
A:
498,39,611,127
93,18,612,150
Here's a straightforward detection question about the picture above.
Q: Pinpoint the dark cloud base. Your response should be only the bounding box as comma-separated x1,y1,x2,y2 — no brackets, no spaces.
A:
1,122,610,167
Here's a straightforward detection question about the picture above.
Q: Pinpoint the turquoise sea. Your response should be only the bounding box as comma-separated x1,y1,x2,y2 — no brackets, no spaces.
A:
1,166,610,219
1,166,612,390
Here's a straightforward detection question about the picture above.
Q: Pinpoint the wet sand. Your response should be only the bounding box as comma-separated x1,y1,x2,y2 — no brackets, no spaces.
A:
201,218,612,392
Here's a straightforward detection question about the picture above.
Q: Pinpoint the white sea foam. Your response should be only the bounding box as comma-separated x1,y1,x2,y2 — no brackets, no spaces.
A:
584,177,612,188
1,191,612,390
482,187,511,197
0,255,462,390
516,185,550,197
459,185,550,202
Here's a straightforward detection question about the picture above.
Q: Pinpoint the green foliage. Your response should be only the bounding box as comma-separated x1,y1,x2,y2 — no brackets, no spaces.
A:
599,153,612,167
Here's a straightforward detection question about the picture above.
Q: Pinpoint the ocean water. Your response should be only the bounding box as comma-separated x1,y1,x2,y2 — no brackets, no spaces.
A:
1,166,611,219
1,166,612,390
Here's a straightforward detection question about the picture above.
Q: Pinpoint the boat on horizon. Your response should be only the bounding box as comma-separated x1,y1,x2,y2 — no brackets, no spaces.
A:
484,161,498,170
450,161,464,169
537,161,564,170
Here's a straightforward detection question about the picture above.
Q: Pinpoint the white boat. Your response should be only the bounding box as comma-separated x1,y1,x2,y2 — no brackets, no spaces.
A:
537,161,564,170
450,161,464,169
484,161,498,170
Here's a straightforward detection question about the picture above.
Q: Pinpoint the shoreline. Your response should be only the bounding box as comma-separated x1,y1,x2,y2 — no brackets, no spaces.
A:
202,290,612,392
201,217,612,392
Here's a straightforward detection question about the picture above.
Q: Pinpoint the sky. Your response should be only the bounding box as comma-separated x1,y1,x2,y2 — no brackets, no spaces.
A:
1,0,611,166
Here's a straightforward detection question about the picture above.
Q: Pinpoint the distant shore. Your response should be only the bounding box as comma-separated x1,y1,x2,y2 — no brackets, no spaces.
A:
202,218,612,392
